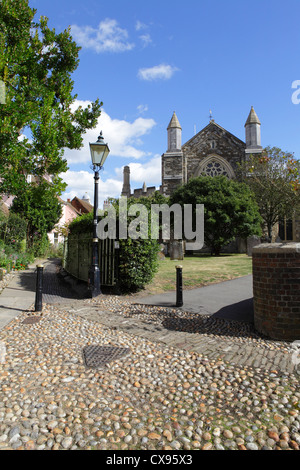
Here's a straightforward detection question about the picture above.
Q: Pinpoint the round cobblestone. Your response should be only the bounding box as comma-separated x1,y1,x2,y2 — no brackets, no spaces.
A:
0,298,298,451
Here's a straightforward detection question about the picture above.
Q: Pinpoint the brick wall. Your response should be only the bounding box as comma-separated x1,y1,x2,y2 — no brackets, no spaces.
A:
252,243,300,341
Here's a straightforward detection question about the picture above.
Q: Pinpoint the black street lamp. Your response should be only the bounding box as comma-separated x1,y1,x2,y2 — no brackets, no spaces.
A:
88,131,110,297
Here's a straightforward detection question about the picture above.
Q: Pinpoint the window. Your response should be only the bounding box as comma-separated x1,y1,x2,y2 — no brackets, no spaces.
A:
53,232,59,245
196,156,235,179
279,218,294,241
203,159,230,177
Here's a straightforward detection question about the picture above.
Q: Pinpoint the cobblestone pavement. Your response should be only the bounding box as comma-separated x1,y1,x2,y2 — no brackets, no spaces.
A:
0,259,299,451
37,259,297,375
67,301,297,376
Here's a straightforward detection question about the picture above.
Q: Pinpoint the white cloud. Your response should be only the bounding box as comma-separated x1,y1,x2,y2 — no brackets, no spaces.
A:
139,33,152,48
135,21,152,48
62,170,123,206
64,100,156,164
115,154,161,186
71,18,134,53
138,64,179,81
137,104,148,114
61,156,162,208
135,20,147,31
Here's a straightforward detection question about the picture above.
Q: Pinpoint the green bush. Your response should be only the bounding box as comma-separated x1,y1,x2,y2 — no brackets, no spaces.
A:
118,237,159,292
67,200,160,293
29,233,51,258
0,241,34,271
68,212,94,234
0,212,27,251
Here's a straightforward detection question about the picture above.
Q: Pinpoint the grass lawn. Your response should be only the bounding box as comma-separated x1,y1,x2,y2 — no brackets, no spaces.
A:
140,253,252,296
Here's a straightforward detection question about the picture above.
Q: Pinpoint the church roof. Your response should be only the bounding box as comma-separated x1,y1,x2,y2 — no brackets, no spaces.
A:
183,119,246,149
167,111,182,130
245,106,261,126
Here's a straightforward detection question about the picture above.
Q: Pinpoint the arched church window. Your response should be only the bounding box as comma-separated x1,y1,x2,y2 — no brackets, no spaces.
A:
195,155,235,179
203,159,230,177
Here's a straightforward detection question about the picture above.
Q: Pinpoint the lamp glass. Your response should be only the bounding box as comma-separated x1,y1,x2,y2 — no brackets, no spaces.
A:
89,134,110,167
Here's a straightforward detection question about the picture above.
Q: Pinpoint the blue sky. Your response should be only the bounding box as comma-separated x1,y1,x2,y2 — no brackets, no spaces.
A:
30,0,300,207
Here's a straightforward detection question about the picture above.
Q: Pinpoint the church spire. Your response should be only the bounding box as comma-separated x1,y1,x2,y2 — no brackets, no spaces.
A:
167,111,182,152
245,106,261,126
245,106,262,153
167,111,182,130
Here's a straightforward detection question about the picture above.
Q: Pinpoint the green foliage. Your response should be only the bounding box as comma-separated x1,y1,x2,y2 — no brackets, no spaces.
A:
109,196,161,292
68,211,93,234
11,180,62,248
0,0,102,258
118,237,159,293
28,232,51,258
67,196,162,293
0,0,102,198
0,212,27,250
171,176,262,256
0,240,34,271
237,147,300,239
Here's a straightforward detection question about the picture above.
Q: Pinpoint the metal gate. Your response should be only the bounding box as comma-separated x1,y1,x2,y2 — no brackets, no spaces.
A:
99,238,118,286
64,233,118,287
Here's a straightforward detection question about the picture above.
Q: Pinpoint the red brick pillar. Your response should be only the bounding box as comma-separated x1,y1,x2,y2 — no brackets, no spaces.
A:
252,243,300,341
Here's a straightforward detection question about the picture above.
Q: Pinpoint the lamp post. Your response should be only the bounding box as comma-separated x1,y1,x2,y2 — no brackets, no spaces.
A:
88,131,110,298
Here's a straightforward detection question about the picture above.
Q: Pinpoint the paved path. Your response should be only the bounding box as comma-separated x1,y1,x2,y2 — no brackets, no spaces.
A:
0,258,79,330
135,275,254,323
0,259,297,375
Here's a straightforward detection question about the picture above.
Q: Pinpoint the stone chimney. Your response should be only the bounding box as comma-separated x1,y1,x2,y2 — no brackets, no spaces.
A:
121,166,131,197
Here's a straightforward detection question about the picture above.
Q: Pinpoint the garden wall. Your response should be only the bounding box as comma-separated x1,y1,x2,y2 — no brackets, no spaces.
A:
252,243,300,341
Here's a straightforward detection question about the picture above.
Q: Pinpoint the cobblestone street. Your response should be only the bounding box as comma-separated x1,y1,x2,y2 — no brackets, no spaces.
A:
0,259,299,451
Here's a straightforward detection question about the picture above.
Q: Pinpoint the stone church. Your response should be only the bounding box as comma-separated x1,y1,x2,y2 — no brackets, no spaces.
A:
161,107,262,196
121,107,300,245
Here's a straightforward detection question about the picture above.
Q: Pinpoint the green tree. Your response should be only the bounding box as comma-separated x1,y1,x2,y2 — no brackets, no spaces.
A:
0,212,27,250
0,0,102,197
11,180,62,252
170,176,262,256
238,147,300,241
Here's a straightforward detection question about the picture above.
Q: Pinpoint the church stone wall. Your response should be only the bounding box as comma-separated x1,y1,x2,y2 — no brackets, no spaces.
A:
161,152,184,195
182,123,246,180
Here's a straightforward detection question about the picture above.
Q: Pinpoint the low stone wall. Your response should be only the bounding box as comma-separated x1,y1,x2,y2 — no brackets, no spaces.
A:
252,243,300,341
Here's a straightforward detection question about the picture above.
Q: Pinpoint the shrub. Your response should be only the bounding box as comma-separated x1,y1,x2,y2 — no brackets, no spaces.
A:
29,233,51,258
118,237,159,292
0,244,34,271
67,199,160,293
0,212,27,251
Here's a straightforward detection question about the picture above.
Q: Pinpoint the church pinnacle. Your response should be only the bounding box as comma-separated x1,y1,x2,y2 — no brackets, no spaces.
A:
245,106,262,152
167,111,182,152
245,106,261,126
167,111,182,130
